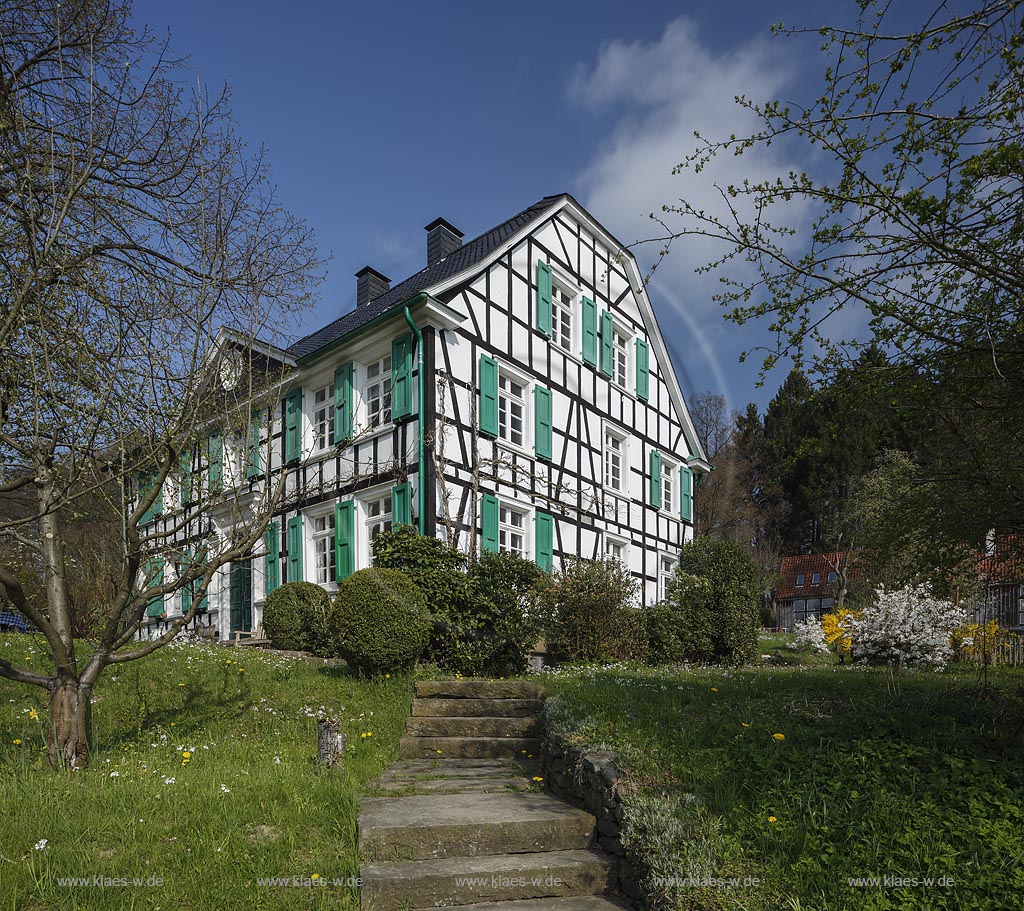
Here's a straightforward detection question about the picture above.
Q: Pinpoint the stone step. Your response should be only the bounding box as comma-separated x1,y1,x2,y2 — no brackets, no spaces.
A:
441,897,632,911
406,715,539,738
413,697,545,718
373,776,533,793
390,758,525,771
400,736,540,760
415,679,545,700
382,764,530,782
360,849,613,910
357,792,595,861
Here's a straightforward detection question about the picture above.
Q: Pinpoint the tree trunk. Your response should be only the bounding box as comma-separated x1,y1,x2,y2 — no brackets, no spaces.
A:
48,681,92,769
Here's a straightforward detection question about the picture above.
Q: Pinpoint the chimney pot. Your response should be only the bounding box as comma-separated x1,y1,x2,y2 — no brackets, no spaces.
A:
355,266,391,309
425,217,463,266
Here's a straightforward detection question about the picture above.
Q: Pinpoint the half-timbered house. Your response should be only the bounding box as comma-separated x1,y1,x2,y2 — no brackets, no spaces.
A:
140,194,710,640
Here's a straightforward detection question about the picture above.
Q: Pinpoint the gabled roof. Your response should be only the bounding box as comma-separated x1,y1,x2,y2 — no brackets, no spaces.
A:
289,195,566,359
776,552,858,600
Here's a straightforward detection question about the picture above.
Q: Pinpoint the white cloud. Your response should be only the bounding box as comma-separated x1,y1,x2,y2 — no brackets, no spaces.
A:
569,18,810,409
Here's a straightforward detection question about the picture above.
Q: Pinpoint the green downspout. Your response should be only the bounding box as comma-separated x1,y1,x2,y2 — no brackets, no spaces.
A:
403,307,426,534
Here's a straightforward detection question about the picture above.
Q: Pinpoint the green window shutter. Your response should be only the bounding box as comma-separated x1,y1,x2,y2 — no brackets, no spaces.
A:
392,334,415,420
650,449,662,507
534,385,552,461
181,558,192,616
535,511,553,573
284,389,303,462
287,515,304,582
335,501,354,582
599,311,614,377
246,413,261,479
392,482,412,528
208,430,223,492
479,354,499,437
145,558,165,617
635,338,650,401
265,521,280,594
581,297,598,366
481,494,499,553
334,362,354,441
680,465,693,522
536,260,553,337
140,470,162,523
179,451,192,506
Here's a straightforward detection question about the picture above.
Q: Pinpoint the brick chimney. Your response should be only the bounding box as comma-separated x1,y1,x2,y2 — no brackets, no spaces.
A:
425,218,463,266
355,266,391,309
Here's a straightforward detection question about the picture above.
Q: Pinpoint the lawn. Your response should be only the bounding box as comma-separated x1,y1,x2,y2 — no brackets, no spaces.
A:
0,633,412,910
541,644,1024,911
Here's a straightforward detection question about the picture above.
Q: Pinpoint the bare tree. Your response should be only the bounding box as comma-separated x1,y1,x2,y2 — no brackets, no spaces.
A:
0,0,323,768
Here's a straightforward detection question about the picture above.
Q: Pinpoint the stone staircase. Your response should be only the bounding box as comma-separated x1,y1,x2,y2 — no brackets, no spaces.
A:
358,679,627,911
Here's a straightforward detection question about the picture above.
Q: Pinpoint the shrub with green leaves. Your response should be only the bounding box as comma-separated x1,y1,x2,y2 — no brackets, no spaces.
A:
261,581,331,654
646,571,714,664
538,556,643,663
327,567,431,675
675,537,760,665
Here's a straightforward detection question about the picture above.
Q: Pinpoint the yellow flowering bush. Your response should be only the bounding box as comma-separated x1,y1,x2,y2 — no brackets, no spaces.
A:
821,608,859,660
951,620,1011,662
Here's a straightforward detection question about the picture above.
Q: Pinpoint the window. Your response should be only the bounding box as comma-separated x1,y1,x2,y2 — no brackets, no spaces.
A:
365,493,392,546
364,355,392,429
605,537,627,564
498,374,526,447
499,504,527,556
312,383,335,450
795,598,821,623
612,326,630,388
659,555,677,602
795,574,806,587
811,572,821,585
552,284,574,353
661,460,675,513
827,570,837,584
604,430,626,492
312,513,336,585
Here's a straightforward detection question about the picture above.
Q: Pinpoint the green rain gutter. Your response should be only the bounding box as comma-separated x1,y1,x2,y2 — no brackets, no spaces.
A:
403,306,426,534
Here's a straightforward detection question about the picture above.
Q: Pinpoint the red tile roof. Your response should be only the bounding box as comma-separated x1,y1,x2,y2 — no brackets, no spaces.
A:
776,552,859,600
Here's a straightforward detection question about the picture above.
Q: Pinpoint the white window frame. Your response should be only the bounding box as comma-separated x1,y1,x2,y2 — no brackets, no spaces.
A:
660,454,679,514
311,381,336,452
658,554,678,602
498,501,530,558
497,364,530,452
603,425,628,493
310,508,337,588
551,279,576,355
360,352,393,433
611,321,633,389
360,487,393,569
605,534,629,566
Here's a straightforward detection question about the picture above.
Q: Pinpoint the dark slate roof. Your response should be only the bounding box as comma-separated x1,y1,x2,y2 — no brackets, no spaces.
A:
288,195,567,360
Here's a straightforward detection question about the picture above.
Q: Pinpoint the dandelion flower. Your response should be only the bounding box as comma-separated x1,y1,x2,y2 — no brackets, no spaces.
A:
182,751,191,759
768,815,777,823
532,776,544,782
13,738,21,745
740,723,750,728
311,873,320,880
710,687,718,693
772,733,785,742
178,683,185,688
28,709,38,720
385,674,390,679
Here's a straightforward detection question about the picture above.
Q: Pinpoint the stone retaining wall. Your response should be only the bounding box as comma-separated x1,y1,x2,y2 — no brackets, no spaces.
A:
538,725,645,907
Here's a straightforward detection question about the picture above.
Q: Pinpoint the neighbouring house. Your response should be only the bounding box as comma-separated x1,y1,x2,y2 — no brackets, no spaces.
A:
135,194,711,641
972,534,1024,631
774,552,858,630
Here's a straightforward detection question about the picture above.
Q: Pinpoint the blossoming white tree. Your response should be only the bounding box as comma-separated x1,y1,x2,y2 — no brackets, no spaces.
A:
852,585,966,669
792,617,829,654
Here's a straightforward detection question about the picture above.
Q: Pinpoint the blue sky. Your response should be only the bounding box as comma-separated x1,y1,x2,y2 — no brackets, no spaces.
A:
130,0,855,414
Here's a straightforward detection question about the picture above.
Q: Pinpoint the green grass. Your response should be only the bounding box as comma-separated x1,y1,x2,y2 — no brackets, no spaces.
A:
541,659,1024,911
0,633,413,910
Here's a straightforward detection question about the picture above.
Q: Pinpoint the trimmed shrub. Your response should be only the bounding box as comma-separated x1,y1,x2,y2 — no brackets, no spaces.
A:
646,572,714,664
373,527,547,676
538,556,643,663
676,537,760,665
327,567,431,675
262,581,331,653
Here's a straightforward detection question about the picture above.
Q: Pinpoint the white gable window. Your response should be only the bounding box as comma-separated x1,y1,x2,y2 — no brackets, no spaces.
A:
312,511,336,585
364,355,392,429
499,503,528,556
661,457,677,513
605,535,628,564
659,554,677,602
604,428,627,492
312,383,335,451
552,283,574,354
498,374,526,448
613,324,631,388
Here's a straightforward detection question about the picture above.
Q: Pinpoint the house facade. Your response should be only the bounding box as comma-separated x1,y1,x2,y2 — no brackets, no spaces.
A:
138,194,710,640
774,552,857,630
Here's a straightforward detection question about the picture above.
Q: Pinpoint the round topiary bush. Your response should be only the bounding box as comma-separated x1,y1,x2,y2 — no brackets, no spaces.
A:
327,567,431,674
262,581,331,653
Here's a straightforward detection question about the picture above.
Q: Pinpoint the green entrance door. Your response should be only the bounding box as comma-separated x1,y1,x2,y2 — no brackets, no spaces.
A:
229,560,252,635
